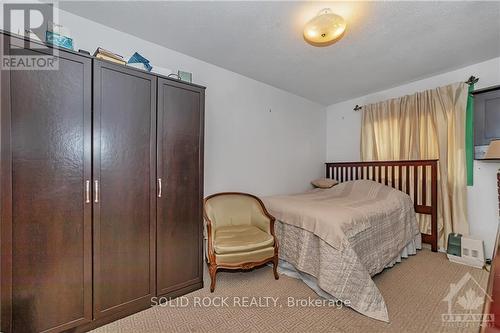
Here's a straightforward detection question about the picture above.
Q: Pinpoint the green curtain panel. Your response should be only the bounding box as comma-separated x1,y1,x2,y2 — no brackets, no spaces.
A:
465,83,474,186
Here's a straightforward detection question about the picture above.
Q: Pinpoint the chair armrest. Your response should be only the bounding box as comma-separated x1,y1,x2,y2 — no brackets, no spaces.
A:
203,211,216,264
251,211,273,234
250,198,279,254
250,197,276,236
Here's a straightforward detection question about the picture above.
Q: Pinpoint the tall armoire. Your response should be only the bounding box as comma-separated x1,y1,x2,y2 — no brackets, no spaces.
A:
0,32,205,333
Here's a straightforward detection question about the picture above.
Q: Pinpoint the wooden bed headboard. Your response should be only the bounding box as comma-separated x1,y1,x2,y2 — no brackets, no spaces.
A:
325,160,438,252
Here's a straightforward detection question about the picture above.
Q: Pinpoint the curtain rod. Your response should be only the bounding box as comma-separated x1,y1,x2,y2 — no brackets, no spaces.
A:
353,75,480,111
465,76,479,85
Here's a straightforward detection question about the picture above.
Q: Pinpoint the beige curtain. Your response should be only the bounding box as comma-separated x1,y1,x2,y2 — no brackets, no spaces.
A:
361,82,469,249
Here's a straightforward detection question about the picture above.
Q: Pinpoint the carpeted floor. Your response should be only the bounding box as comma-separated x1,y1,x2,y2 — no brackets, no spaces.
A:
91,249,488,333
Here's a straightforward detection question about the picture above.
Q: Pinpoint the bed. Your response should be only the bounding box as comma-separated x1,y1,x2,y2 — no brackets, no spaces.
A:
262,160,438,322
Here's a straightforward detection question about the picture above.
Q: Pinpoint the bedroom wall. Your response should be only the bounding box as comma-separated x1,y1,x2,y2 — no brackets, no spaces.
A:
325,57,500,258
3,5,326,197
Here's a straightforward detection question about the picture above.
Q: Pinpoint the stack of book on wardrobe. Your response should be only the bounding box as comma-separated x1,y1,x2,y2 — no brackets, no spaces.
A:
93,47,126,65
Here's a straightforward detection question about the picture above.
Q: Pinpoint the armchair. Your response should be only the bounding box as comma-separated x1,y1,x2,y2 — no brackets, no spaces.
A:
203,192,279,292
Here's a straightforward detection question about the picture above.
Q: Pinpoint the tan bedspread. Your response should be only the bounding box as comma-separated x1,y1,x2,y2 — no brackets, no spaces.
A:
262,180,420,322
263,180,416,250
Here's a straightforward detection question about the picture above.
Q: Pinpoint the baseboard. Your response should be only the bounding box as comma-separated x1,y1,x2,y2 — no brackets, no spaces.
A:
156,281,204,300
68,300,152,333
67,282,203,332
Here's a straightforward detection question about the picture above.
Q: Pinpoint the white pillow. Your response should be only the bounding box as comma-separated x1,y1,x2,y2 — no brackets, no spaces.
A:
311,178,338,189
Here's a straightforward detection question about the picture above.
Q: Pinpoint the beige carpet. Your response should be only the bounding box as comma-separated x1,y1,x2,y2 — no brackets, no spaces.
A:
92,249,488,333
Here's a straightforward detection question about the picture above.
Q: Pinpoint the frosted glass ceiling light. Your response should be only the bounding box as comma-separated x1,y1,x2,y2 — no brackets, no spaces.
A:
303,8,347,46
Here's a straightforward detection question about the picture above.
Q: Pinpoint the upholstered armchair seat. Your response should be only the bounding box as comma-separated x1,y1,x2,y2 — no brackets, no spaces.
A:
204,192,279,292
214,225,274,254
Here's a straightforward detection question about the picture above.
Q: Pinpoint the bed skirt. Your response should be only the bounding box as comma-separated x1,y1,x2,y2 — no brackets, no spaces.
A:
274,219,422,322
278,235,422,298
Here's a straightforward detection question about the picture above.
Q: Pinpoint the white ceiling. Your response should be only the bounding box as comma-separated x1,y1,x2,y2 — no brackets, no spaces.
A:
59,1,500,105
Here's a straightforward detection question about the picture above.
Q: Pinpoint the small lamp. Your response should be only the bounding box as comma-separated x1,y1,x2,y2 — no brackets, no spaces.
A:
485,140,500,160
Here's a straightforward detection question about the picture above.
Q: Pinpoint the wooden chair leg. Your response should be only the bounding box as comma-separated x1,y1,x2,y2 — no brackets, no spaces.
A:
272,256,279,280
209,264,217,292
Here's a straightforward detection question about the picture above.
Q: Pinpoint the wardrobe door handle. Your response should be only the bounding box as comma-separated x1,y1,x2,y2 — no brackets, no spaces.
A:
158,178,162,198
85,180,90,203
94,180,99,203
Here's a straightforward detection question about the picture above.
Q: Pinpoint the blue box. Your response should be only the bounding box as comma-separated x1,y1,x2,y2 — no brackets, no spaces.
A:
45,31,74,50
178,70,192,83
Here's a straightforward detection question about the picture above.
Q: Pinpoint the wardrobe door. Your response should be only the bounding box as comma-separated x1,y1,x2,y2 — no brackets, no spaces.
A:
156,78,204,296
3,36,92,332
93,61,156,318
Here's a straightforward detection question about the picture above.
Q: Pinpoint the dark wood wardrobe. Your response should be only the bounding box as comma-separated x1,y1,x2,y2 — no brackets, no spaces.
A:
156,78,204,297
92,61,157,320
0,32,205,333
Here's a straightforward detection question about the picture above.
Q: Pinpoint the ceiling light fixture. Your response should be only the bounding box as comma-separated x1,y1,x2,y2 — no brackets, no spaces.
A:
303,8,347,47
